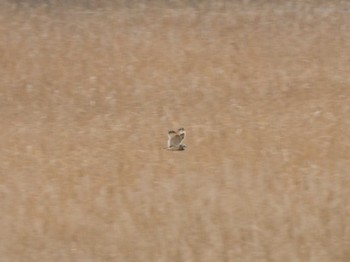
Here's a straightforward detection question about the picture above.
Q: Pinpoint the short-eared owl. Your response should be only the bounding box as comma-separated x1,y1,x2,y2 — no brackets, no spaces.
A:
167,128,187,151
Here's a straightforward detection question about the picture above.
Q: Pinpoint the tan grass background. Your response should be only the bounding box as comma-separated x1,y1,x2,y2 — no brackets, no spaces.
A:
1,1,350,261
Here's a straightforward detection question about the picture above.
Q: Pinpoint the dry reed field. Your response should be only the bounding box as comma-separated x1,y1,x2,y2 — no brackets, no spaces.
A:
1,0,350,261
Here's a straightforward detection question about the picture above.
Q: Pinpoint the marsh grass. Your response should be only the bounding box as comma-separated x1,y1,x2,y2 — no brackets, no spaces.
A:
1,1,350,261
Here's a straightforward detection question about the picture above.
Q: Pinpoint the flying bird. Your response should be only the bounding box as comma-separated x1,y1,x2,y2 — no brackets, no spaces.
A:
167,128,187,151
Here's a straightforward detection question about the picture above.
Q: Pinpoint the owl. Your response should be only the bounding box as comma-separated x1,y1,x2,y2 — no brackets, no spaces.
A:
167,128,187,151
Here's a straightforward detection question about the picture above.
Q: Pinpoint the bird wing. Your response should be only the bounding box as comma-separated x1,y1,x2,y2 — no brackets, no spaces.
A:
168,131,177,138
168,131,176,147
179,133,185,144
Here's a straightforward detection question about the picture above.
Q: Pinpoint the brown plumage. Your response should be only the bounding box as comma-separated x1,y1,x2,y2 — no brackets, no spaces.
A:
167,128,187,151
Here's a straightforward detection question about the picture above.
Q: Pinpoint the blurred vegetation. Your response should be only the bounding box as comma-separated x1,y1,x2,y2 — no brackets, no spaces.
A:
1,0,350,261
